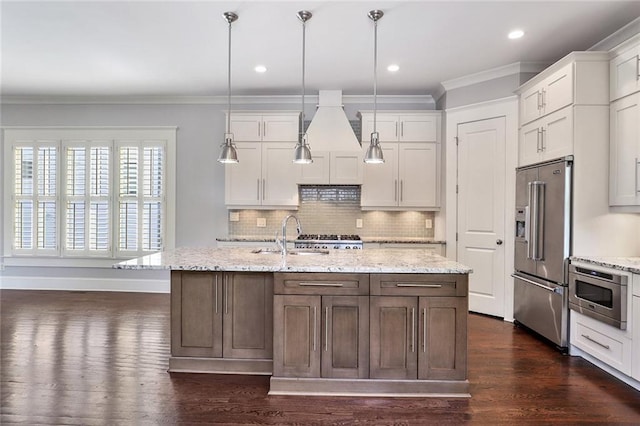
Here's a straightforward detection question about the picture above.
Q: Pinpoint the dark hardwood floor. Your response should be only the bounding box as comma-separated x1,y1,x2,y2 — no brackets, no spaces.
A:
1,290,639,425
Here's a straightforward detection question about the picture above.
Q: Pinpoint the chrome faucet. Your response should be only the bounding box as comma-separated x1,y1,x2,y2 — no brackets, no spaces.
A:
280,214,302,256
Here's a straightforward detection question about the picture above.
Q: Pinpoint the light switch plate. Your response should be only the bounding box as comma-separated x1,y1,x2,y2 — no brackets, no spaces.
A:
229,212,240,222
356,218,363,228
257,218,267,228
425,219,433,229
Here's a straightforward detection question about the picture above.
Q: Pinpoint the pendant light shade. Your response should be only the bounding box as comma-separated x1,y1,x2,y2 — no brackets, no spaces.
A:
364,9,384,164
218,11,239,164
293,10,313,164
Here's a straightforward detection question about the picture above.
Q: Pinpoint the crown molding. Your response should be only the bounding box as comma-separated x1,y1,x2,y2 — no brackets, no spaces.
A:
440,61,550,92
0,94,434,106
589,16,640,52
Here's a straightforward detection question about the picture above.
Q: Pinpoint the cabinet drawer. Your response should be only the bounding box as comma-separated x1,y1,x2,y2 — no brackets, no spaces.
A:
571,312,632,375
274,273,369,295
370,274,467,297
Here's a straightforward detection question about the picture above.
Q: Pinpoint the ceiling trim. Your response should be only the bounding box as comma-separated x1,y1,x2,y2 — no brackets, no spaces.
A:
440,61,550,92
0,94,434,106
589,16,640,52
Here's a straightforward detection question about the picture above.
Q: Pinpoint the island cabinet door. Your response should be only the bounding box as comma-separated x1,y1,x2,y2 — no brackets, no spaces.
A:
418,297,468,381
171,271,223,358
222,273,274,359
273,295,321,378
321,296,370,379
369,296,418,379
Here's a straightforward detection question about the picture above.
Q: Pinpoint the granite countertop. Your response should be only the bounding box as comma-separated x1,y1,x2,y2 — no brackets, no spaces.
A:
216,236,446,244
570,256,640,274
115,247,471,274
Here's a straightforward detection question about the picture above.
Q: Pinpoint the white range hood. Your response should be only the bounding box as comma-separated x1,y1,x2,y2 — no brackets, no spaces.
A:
305,90,361,152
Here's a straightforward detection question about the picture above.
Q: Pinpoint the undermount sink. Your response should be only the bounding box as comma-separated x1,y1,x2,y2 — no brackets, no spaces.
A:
250,248,329,256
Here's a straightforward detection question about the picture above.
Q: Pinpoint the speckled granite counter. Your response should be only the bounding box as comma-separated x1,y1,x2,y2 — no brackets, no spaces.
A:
216,236,446,244
570,256,640,274
115,247,471,274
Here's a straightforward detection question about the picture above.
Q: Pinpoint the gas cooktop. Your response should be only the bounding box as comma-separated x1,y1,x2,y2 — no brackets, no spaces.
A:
294,234,363,249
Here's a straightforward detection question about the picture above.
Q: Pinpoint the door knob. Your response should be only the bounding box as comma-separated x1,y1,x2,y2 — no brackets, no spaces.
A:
496,239,503,245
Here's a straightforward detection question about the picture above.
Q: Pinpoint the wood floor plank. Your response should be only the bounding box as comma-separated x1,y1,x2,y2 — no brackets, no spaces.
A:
1,289,639,424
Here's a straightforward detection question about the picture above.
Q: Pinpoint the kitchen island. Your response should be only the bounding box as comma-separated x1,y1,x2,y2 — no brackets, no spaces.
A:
116,247,472,397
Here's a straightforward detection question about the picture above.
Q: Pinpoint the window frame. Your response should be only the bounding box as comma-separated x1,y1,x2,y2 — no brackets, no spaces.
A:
2,127,177,266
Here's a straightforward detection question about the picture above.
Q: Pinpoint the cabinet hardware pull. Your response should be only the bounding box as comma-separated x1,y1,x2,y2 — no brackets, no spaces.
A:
257,179,260,200
635,158,640,193
215,274,219,314
401,121,404,138
262,179,266,198
636,56,639,80
400,180,404,202
411,308,416,353
263,121,266,138
422,308,427,353
313,306,317,352
536,129,541,153
325,307,329,352
581,334,610,350
537,91,542,110
540,128,546,151
395,179,398,201
541,89,546,108
224,275,229,315
396,283,442,288
395,122,398,137
299,282,345,287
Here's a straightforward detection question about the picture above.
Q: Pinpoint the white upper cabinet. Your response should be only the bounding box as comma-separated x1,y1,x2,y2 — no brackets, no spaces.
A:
516,52,609,167
296,150,363,185
609,92,640,207
225,142,301,208
519,106,574,166
520,63,574,126
228,112,299,142
359,111,439,142
610,36,640,102
361,142,440,210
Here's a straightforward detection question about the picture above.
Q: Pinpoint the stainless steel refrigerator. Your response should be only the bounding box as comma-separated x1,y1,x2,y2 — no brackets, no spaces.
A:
513,156,572,350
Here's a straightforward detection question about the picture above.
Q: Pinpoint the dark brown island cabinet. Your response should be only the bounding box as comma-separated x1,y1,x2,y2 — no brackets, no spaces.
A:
169,270,469,397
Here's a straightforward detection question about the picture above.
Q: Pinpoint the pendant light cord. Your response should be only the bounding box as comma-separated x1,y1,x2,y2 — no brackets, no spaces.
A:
300,18,306,137
373,18,378,135
226,18,232,135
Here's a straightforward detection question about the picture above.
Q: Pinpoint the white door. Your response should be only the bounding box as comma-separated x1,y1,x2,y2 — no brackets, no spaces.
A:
457,117,506,317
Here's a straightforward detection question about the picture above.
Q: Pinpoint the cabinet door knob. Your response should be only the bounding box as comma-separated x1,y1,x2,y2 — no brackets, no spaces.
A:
496,239,503,245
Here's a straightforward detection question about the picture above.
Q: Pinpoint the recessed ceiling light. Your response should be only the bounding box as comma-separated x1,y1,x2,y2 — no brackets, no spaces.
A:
254,65,267,73
508,29,524,40
387,64,400,72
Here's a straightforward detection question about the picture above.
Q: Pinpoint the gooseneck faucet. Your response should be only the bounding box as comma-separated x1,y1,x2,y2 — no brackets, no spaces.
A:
280,214,302,256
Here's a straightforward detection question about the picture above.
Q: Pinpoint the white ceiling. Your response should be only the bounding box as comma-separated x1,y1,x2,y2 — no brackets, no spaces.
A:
2,1,640,98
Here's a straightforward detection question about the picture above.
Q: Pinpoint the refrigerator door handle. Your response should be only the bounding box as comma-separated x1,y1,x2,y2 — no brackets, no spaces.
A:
529,182,538,261
536,181,545,261
512,274,564,294
525,205,531,259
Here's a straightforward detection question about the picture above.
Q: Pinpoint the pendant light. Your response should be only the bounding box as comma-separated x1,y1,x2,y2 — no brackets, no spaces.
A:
293,10,313,164
218,11,239,164
364,10,384,164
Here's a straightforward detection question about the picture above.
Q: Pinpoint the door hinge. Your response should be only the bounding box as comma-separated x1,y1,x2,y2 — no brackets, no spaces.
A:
456,232,458,242
456,184,459,194
455,136,459,146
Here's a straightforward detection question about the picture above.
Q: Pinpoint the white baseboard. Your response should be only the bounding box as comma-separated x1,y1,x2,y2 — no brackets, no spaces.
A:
0,276,169,293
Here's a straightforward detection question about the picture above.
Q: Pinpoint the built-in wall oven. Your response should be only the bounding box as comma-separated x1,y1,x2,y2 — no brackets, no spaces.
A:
569,264,628,329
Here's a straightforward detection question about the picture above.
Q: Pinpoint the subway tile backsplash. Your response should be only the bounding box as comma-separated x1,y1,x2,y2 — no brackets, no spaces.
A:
228,192,435,239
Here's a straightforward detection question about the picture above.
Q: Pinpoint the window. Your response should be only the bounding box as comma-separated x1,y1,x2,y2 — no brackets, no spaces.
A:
3,128,176,261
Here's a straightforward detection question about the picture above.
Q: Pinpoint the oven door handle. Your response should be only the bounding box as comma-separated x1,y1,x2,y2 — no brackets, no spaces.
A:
512,274,564,294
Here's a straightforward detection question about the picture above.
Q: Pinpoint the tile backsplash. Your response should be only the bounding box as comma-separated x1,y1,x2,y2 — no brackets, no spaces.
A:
228,187,435,239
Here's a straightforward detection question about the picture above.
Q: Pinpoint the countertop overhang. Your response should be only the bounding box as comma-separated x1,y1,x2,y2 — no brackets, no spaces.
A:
114,247,471,274
570,256,640,274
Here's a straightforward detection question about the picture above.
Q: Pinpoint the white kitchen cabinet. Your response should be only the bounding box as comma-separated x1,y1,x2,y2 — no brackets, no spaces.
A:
571,310,633,376
359,111,439,142
633,294,639,381
225,142,300,208
361,142,439,210
609,92,640,207
297,150,363,185
610,37,640,102
520,63,574,126
519,105,573,166
228,112,299,142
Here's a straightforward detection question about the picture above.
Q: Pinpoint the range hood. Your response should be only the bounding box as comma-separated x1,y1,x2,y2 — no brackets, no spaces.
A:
305,90,362,152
